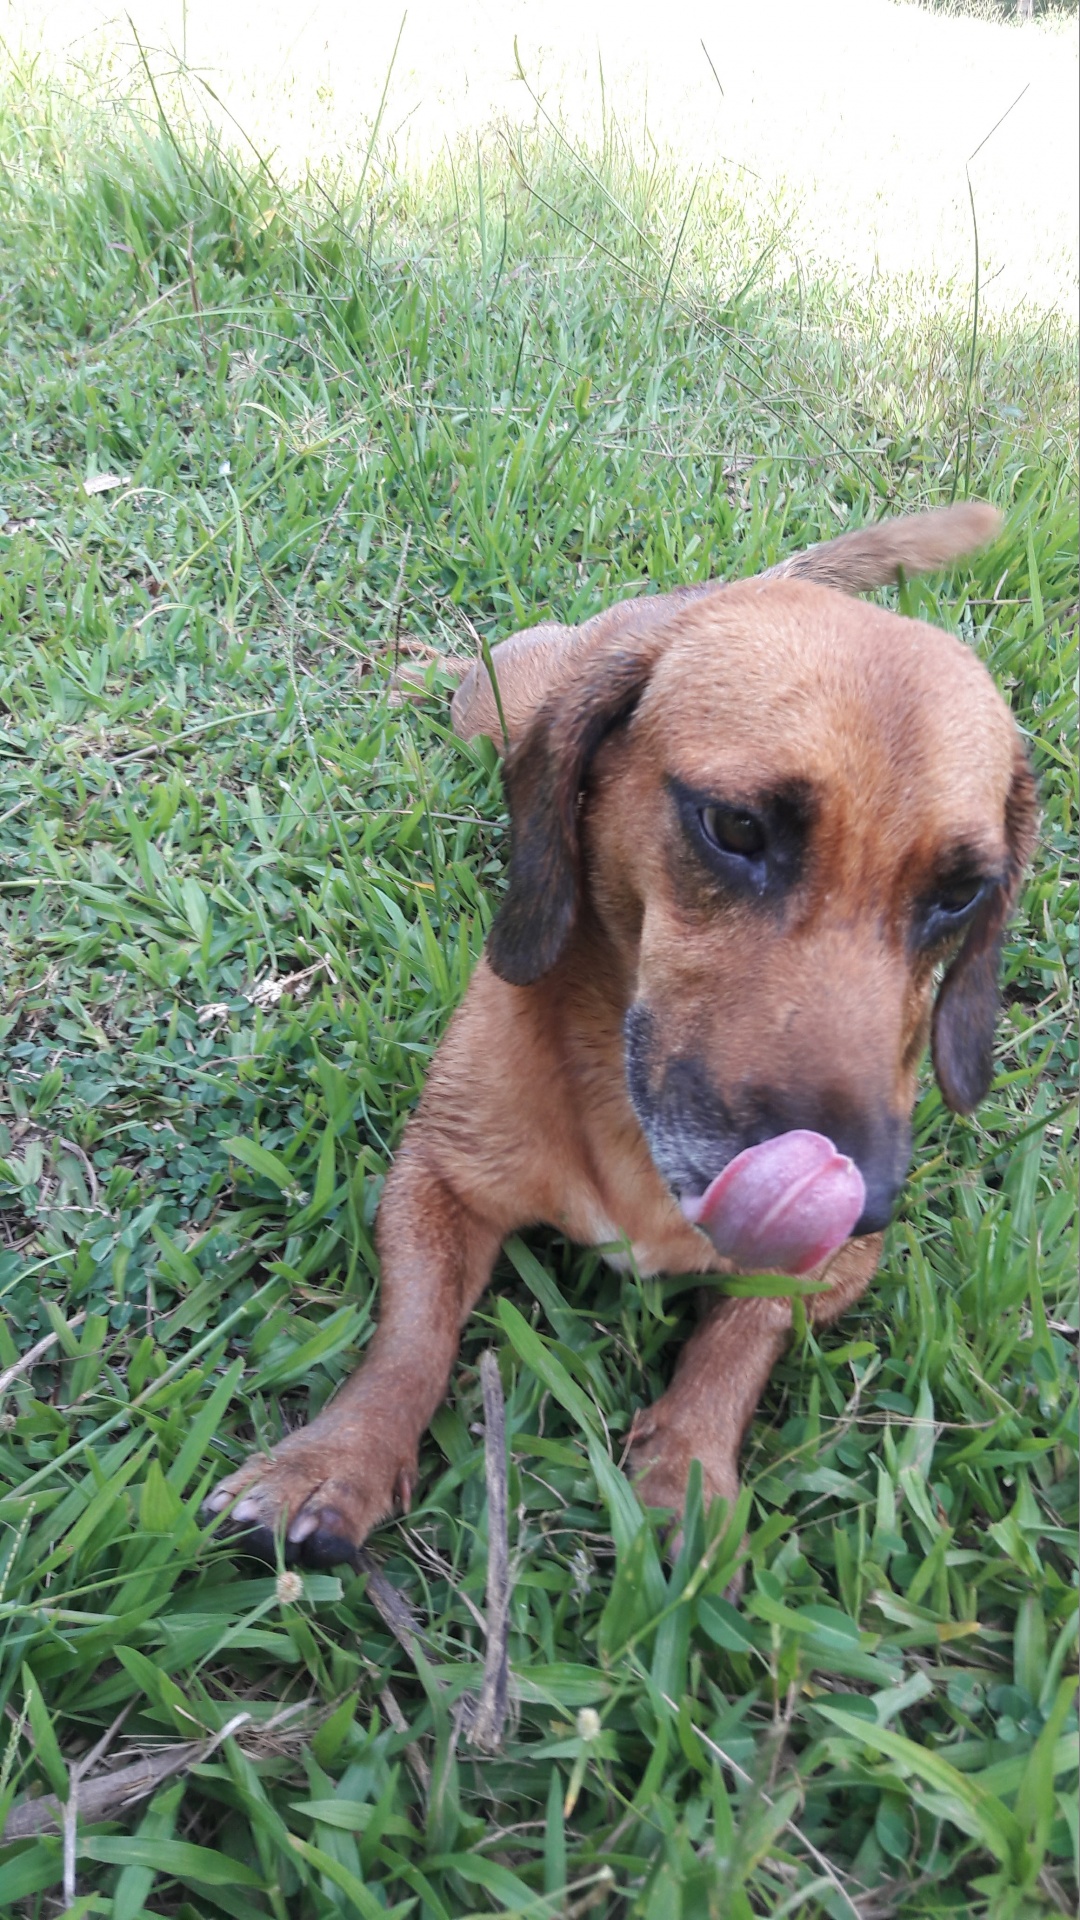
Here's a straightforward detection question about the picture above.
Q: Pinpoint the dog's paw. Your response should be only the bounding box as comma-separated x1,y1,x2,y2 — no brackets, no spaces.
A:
203,1442,412,1569
627,1409,747,1598
626,1407,739,1539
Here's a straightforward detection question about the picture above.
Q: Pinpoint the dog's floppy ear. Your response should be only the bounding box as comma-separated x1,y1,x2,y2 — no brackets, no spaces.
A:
451,623,576,748
453,585,719,753
487,639,662,985
931,746,1040,1113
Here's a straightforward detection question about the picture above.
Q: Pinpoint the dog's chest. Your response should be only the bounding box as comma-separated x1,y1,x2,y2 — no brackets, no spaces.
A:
576,1199,717,1279
585,1206,661,1274
554,1105,721,1277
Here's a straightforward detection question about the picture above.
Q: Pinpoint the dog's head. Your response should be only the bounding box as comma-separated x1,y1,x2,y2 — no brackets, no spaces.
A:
472,508,1038,1271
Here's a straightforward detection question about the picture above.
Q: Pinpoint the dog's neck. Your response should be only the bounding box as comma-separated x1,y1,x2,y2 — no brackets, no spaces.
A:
544,902,640,1070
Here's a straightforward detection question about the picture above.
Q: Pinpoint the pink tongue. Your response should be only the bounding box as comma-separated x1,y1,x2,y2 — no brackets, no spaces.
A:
682,1130,865,1275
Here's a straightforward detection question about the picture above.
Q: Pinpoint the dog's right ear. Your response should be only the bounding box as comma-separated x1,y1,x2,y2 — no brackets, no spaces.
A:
487,641,661,985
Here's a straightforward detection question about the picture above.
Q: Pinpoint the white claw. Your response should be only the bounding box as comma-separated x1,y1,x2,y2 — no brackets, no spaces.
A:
204,1488,231,1512
287,1510,319,1543
231,1497,264,1525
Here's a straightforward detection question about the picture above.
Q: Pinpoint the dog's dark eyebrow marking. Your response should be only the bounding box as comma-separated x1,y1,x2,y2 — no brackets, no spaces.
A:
919,843,1004,904
667,775,818,821
927,842,1001,881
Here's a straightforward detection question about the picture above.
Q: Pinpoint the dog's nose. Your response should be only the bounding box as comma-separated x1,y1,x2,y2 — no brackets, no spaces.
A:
827,1114,909,1238
822,1121,908,1239
851,1174,904,1238
737,1087,911,1242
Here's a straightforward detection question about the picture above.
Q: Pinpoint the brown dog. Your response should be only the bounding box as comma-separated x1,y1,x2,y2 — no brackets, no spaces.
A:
207,503,1037,1565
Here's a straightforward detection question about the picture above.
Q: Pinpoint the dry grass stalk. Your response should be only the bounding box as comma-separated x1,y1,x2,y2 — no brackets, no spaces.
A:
467,1348,511,1751
2,1704,312,1842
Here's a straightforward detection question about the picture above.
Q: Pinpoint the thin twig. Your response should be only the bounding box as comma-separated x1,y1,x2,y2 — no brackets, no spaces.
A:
111,706,276,767
3,1710,252,1842
0,1314,87,1401
378,1684,431,1792
62,1703,134,1904
356,1547,427,1664
186,220,213,377
700,39,724,97
401,1528,489,1638
103,280,184,344
665,1701,864,1920
55,1138,101,1206
467,1350,511,1750
953,82,1031,504
511,40,658,252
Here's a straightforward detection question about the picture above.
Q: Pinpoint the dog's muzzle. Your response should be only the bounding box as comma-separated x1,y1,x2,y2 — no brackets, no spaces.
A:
679,1130,865,1274
624,1001,907,1272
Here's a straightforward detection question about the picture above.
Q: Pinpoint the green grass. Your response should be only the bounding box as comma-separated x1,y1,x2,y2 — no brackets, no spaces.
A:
903,1,1077,21
903,1,1076,20
0,54,1076,1920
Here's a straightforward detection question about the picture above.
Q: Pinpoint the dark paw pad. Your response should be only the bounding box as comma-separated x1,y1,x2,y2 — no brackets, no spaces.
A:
299,1522,361,1570
204,1510,282,1566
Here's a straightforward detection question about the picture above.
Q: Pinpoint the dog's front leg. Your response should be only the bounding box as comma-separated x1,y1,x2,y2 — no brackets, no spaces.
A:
627,1235,883,1528
206,1145,501,1567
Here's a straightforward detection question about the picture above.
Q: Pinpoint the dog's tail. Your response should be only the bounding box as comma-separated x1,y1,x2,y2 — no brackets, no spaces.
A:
761,501,1001,594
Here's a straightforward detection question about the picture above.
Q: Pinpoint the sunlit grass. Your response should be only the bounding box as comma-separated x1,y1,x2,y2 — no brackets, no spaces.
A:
6,0,1078,317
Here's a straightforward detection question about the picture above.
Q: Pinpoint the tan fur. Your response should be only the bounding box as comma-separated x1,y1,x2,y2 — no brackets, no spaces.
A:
450,503,1001,750
208,503,1035,1567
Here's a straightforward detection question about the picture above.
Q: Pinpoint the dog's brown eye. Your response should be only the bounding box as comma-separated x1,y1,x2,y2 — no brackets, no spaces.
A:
700,806,766,860
934,877,983,917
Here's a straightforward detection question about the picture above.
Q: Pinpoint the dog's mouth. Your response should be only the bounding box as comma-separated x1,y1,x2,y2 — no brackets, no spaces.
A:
679,1130,866,1275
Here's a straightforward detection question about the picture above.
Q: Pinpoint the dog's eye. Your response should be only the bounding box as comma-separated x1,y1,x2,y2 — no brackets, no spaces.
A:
919,873,989,947
932,877,984,919
669,776,806,900
700,806,766,861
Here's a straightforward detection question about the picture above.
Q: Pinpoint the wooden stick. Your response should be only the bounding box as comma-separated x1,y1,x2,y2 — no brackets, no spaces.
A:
468,1350,511,1750
1,1709,288,1841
